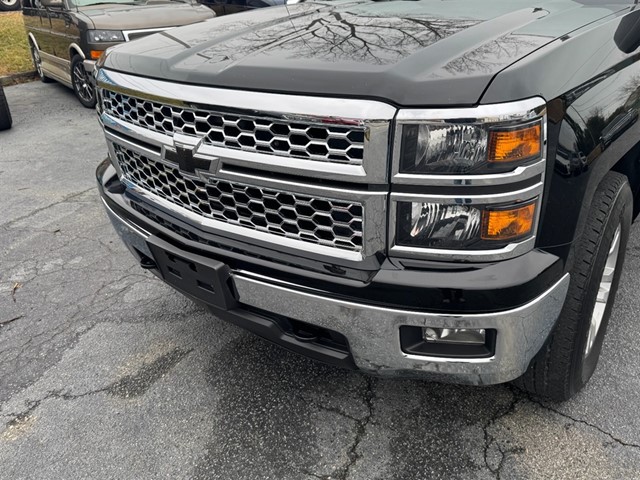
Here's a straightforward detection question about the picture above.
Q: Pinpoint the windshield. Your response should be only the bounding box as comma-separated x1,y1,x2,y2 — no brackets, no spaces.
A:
72,0,139,6
72,0,189,6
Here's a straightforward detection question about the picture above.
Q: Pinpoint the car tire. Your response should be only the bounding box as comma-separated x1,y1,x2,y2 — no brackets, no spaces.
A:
71,55,96,109
29,42,53,83
0,86,12,131
514,171,632,401
0,0,21,11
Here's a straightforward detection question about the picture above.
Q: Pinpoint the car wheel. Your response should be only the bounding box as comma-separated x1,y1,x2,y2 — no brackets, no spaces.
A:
71,55,96,109
0,0,20,11
0,86,12,131
514,171,632,401
30,43,52,83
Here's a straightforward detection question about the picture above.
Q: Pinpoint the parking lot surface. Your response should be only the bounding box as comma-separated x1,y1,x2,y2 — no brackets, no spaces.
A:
2,82,640,479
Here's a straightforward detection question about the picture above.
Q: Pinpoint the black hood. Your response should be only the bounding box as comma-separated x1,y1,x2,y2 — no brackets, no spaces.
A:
102,0,630,106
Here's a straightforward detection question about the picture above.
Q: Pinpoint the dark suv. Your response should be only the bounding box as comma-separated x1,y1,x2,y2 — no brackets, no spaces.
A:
22,0,214,107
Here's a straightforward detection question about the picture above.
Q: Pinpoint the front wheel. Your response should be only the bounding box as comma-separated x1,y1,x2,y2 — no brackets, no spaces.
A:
0,0,21,11
30,43,52,83
71,55,96,109
515,171,632,401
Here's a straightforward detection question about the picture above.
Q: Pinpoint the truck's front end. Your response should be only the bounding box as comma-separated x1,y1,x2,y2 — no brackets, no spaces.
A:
95,0,635,391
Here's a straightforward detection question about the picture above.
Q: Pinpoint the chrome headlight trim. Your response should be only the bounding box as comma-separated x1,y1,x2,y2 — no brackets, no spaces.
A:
388,186,544,262
388,183,545,261
391,97,548,186
389,98,547,261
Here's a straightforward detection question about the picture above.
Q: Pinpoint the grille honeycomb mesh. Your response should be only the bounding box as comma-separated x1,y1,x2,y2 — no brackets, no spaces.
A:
101,89,365,165
113,145,364,251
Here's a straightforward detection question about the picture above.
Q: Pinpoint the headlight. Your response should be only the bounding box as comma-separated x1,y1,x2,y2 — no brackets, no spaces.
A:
391,98,546,260
398,120,542,175
396,200,537,250
87,30,125,43
395,98,545,177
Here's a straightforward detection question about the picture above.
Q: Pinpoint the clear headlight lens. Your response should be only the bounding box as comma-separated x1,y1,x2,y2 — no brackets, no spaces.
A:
396,200,537,250
403,203,482,248
87,30,125,43
399,120,542,175
393,99,545,256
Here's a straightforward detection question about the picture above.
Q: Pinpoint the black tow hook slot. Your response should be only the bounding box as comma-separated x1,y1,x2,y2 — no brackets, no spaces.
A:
292,324,320,343
139,256,157,270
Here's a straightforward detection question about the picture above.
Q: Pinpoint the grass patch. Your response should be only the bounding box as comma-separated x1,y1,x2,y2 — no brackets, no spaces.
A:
0,13,33,77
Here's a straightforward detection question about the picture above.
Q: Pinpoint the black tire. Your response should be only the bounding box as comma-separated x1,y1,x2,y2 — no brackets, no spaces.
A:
515,171,632,401
0,0,21,11
29,42,53,83
71,55,96,109
0,86,12,131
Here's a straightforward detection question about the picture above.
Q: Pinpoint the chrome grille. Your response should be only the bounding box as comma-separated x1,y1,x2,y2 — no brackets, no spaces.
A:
113,145,364,251
101,89,366,165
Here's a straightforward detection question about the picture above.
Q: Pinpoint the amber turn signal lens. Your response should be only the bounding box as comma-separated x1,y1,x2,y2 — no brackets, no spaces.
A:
481,203,536,241
90,50,104,60
488,124,541,163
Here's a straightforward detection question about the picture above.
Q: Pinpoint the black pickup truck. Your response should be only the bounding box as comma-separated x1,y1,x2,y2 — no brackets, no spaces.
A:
95,0,640,400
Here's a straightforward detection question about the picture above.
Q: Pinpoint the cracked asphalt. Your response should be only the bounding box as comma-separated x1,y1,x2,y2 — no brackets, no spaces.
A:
2,82,640,480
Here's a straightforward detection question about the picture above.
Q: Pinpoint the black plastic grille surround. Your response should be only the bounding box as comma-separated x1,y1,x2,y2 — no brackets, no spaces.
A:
113,145,364,251
101,89,366,165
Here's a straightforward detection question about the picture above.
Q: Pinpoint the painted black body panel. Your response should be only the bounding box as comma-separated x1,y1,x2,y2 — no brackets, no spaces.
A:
102,0,631,106
483,12,640,259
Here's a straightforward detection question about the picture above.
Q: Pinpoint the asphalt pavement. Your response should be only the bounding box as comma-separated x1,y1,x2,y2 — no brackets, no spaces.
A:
2,81,640,480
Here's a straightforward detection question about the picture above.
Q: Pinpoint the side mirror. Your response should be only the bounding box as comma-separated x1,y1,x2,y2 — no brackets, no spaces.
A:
41,0,64,7
615,10,640,54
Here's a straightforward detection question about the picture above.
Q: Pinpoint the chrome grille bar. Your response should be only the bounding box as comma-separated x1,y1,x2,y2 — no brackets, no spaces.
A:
102,89,366,165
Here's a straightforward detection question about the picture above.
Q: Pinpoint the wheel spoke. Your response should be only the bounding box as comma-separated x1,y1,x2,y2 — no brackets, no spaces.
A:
32,48,43,77
601,265,615,283
585,224,621,358
596,282,611,303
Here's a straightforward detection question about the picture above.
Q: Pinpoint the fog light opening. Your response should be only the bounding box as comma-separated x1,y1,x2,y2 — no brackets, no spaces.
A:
400,326,496,358
423,327,487,345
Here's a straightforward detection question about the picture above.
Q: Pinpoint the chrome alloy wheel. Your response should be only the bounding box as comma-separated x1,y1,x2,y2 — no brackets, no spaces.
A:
31,45,44,78
72,62,94,104
0,0,19,7
585,224,621,357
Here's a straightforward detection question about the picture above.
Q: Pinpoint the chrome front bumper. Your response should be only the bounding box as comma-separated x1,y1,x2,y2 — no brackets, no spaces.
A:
102,196,570,386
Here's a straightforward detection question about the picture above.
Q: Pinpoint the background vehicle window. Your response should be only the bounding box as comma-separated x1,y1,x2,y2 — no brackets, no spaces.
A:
70,0,142,6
